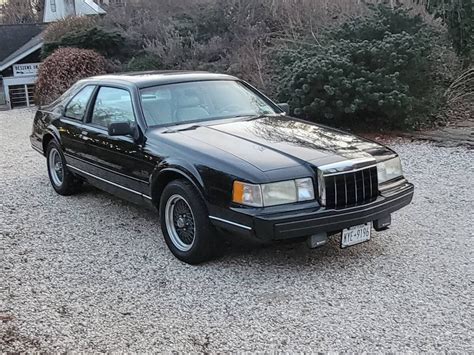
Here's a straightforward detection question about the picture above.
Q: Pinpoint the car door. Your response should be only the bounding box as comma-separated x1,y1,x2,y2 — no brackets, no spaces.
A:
78,85,152,201
58,85,96,162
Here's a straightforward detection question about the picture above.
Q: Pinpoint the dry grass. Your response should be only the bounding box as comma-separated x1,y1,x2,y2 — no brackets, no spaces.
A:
445,68,474,105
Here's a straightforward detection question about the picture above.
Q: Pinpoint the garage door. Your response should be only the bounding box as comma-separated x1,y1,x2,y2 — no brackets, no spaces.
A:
8,84,36,109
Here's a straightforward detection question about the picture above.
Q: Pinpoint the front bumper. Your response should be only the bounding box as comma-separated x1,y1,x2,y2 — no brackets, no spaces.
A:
210,181,414,241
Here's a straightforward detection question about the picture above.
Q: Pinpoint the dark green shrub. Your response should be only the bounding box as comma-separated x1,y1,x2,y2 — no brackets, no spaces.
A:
43,16,97,43
423,0,473,65
276,5,446,130
126,54,162,71
42,26,125,58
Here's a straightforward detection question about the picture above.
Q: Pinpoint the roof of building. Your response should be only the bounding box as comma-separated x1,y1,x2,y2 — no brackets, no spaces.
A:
76,0,106,15
43,0,106,23
0,23,45,72
84,71,239,88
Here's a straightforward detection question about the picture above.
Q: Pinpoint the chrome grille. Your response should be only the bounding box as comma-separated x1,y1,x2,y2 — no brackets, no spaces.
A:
322,166,378,209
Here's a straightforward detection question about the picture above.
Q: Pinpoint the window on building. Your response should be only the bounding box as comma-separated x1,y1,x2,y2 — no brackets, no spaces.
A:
50,0,57,12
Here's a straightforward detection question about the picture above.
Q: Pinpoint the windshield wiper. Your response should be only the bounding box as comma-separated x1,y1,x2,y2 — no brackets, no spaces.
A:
231,114,269,121
163,124,201,133
163,114,271,132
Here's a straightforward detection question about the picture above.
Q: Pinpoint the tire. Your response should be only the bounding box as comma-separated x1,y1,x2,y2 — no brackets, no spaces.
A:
159,179,217,264
46,141,82,196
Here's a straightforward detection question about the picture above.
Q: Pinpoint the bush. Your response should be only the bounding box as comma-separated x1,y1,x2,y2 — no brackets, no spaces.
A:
126,54,162,71
42,25,125,58
43,16,97,43
35,48,107,105
424,0,473,65
276,5,451,130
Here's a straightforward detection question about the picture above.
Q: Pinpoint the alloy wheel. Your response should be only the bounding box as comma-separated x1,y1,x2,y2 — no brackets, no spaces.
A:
48,147,64,187
164,194,196,252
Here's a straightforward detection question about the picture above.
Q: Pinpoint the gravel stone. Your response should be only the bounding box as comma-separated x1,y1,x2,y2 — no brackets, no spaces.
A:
1,108,473,352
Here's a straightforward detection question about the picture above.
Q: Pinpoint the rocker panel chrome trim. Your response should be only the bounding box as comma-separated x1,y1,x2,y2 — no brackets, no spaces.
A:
66,164,153,200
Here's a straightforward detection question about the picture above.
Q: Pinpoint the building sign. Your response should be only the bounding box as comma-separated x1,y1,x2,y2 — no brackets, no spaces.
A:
13,63,40,77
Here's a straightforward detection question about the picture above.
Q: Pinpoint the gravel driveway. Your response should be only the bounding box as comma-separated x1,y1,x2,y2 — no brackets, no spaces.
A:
1,108,472,352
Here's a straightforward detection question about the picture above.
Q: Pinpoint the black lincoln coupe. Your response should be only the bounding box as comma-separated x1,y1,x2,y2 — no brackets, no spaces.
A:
31,71,414,264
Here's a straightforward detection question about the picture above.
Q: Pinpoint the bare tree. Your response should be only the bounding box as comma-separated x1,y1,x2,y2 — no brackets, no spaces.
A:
0,0,44,24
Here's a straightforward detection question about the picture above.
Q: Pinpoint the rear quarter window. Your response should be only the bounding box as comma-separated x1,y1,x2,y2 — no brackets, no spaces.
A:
64,85,96,120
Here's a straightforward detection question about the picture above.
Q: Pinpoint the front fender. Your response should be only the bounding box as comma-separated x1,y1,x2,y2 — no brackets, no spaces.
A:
149,159,207,206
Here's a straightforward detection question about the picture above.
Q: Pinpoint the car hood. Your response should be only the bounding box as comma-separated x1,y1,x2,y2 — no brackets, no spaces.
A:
171,116,395,172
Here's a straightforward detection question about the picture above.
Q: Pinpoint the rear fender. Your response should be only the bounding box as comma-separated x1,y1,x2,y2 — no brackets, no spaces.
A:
42,125,62,154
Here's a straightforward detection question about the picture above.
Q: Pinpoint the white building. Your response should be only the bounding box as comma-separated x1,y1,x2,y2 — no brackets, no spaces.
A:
0,0,105,110
44,0,105,23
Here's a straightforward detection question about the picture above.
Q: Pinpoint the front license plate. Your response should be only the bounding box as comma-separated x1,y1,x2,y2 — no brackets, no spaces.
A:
341,223,371,248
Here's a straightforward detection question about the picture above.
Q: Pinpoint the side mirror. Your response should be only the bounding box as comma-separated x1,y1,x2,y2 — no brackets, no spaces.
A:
108,122,134,137
278,103,290,115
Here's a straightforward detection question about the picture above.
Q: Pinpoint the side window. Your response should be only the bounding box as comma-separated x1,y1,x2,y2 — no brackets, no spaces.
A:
91,87,135,128
64,86,95,120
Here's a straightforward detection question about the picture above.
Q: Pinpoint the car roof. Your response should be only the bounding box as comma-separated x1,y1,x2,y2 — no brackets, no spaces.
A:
83,71,238,89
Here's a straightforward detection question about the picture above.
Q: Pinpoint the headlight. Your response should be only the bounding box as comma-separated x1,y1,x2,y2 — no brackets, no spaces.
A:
232,181,263,207
262,180,297,205
377,157,403,184
233,178,315,207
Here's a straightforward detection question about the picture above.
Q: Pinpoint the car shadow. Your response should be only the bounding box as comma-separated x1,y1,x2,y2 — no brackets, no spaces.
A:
214,230,388,268
78,183,157,215
71,183,389,268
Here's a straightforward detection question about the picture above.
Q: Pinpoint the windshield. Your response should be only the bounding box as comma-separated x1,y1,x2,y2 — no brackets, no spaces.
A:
140,80,279,127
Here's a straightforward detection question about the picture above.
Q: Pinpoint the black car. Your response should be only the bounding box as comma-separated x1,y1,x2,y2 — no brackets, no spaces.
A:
31,71,414,264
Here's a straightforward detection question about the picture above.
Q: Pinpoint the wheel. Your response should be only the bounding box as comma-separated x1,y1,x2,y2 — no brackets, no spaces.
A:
46,141,82,196
159,180,217,264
